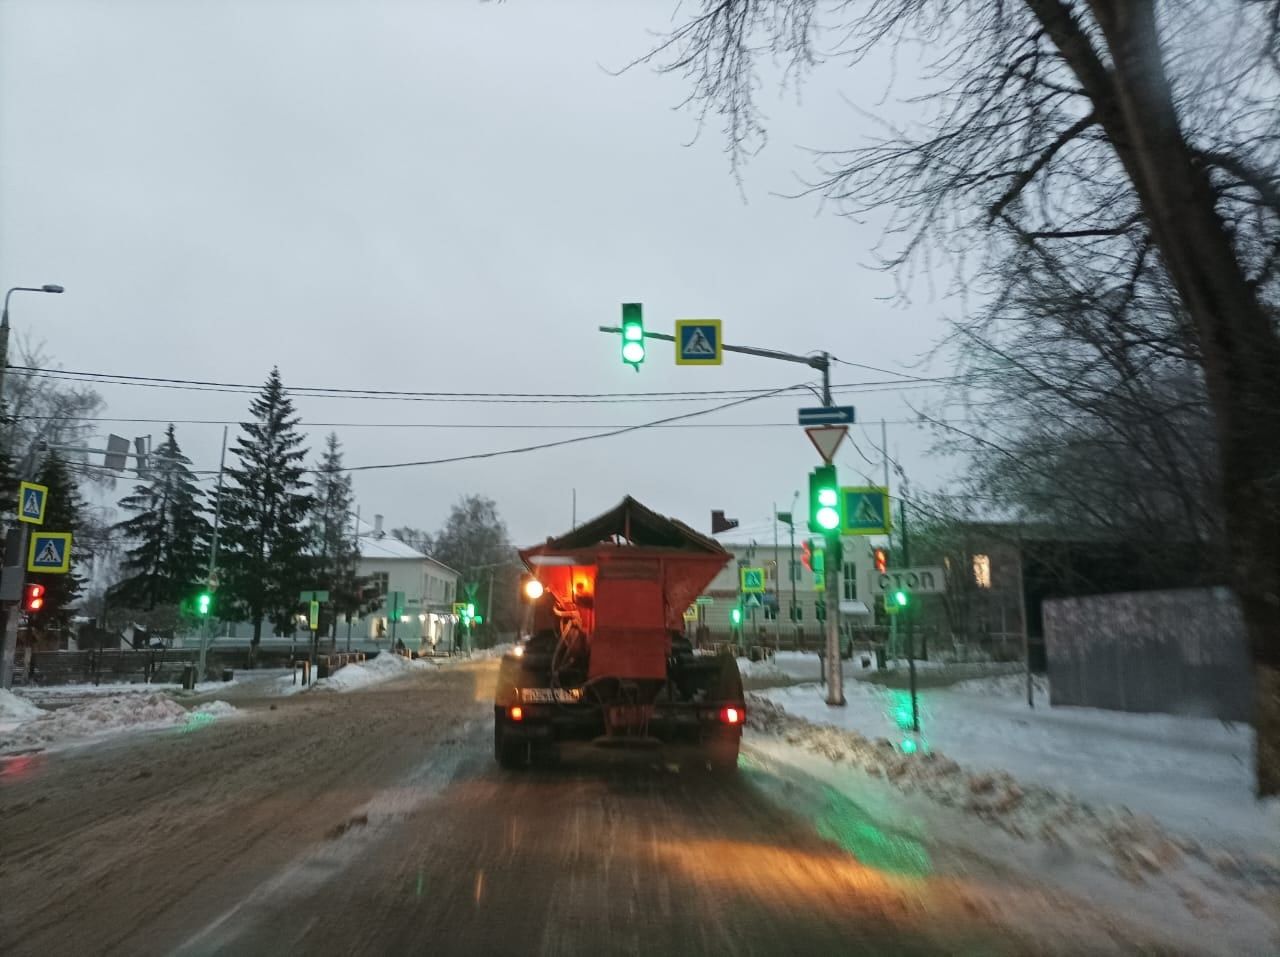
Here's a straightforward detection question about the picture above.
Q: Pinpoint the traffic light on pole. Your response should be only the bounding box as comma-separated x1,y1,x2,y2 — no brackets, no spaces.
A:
800,539,813,571
874,547,889,574
620,302,645,370
196,591,213,617
22,583,45,613
730,606,742,626
808,464,840,533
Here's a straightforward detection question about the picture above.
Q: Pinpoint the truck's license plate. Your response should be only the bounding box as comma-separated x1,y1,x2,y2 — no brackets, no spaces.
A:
520,687,580,703
607,705,652,727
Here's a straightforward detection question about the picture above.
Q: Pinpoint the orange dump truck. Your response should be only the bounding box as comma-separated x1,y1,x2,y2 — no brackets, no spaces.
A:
493,497,745,771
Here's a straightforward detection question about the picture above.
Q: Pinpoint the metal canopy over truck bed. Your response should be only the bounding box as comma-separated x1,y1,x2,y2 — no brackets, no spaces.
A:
518,496,730,682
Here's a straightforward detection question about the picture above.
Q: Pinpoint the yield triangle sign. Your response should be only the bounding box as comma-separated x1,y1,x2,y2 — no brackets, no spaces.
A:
805,425,848,464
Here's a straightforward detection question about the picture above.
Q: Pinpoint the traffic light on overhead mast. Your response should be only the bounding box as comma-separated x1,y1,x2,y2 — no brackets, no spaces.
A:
808,464,840,534
22,583,45,613
620,303,645,369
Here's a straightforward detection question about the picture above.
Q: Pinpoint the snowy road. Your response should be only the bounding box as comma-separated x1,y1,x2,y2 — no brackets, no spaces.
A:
0,663,1233,956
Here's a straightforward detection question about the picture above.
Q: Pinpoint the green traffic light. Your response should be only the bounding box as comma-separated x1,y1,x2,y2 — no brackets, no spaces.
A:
730,607,742,625
808,464,841,533
894,590,908,607
196,592,212,616
466,602,476,618
621,302,645,368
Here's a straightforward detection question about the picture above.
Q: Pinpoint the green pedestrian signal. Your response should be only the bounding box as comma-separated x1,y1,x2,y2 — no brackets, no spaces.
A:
620,302,645,369
196,592,213,617
808,464,840,533
893,589,909,608
730,607,742,626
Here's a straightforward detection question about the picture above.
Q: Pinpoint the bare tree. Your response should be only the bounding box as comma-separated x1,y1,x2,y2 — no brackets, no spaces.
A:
638,0,1280,793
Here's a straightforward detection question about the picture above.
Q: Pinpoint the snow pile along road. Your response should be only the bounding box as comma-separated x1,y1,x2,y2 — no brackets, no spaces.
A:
0,688,45,728
0,694,221,752
308,652,435,693
747,694,1279,920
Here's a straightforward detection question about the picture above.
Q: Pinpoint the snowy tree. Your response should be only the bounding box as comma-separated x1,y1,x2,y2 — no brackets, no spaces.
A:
108,424,211,611
430,495,519,633
26,453,86,631
220,369,313,658
309,433,360,642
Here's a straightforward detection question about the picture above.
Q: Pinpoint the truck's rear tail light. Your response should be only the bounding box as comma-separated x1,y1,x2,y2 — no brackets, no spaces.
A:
510,706,524,722
719,707,742,725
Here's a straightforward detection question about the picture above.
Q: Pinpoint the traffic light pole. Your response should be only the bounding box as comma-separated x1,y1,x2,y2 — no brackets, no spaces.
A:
198,427,228,681
596,326,833,403
901,497,919,733
824,534,844,706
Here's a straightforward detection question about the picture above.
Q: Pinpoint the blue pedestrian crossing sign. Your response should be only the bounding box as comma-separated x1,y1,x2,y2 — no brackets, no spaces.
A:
28,531,72,574
17,481,48,525
674,319,722,366
841,486,892,535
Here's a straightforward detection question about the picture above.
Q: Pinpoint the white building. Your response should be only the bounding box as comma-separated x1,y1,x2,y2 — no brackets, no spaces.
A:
356,515,460,652
692,539,875,645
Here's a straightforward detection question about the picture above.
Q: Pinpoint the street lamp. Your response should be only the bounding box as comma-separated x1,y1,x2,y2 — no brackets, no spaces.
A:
1,284,65,406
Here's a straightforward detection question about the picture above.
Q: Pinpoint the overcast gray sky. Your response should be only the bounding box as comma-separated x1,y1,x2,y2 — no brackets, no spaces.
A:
1,0,963,546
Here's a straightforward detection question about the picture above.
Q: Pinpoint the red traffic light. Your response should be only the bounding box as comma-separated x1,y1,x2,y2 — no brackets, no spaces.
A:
874,547,889,574
800,540,813,571
23,583,46,613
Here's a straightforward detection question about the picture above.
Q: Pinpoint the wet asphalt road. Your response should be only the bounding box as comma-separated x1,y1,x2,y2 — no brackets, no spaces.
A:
0,663,1184,956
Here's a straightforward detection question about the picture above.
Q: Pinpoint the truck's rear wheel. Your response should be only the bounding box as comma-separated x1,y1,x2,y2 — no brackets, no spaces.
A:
494,720,526,769
707,738,740,774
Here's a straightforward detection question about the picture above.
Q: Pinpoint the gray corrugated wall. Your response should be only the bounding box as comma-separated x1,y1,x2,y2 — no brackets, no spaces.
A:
1042,587,1252,722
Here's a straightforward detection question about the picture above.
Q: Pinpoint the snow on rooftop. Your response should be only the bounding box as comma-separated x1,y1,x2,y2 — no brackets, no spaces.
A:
357,534,427,561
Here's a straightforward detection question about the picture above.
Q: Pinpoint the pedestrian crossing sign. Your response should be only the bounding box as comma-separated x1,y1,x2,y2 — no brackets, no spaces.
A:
841,486,892,535
27,531,72,574
674,319,723,366
17,481,48,525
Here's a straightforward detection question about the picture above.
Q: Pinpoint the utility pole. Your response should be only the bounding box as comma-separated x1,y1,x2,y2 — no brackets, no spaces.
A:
772,503,782,651
1017,536,1033,709
198,426,228,680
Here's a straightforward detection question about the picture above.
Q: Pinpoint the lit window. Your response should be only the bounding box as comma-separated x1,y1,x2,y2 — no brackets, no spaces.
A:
973,554,992,589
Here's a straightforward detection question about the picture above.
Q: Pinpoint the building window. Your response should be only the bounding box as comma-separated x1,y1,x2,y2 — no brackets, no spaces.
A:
763,604,777,621
973,554,992,589
843,562,857,602
790,602,803,622
789,559,801,582
371,571,390,597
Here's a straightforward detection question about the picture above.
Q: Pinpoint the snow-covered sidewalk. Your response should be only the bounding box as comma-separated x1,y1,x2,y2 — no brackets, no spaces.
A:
746,676,1279,956
758,675,1270,848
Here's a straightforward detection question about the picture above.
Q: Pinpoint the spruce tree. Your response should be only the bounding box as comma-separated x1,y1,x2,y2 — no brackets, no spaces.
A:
27,453,85,630
109,424,211,611
220,369,313,658
309,433,359,644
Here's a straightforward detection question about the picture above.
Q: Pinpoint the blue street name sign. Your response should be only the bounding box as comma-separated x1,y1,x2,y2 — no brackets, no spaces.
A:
797,405,856,426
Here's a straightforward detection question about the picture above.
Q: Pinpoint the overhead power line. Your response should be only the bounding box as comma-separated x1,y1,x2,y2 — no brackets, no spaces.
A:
10,366,964,404
323,383,808,473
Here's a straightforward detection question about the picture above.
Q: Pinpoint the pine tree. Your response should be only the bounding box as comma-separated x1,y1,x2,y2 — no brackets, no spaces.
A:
109,424,211,611
220,369,313,658
309,433,360,644
27,452,85,631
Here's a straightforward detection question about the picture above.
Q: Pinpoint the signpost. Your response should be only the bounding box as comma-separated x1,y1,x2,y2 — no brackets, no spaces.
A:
798,405,855,426
739,567,766,593
866,565,946,598
804,426,847,464
674,319,723,365
17,481,47,525
841,486,892,535
27,532,71,574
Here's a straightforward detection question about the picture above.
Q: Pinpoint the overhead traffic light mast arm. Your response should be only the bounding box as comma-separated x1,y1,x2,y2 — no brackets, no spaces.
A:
597,326,833,404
